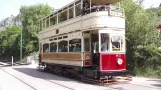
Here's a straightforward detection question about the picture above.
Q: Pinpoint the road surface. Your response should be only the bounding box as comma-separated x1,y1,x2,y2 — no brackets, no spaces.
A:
0,65,161,90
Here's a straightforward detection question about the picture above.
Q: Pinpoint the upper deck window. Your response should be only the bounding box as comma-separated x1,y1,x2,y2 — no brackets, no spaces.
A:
43,20,46,29
75,3,82,16
75,0,81,5
46,17,49,28
69,4,74,8
58,10,67,23
50,16,57,26
69,7,74,19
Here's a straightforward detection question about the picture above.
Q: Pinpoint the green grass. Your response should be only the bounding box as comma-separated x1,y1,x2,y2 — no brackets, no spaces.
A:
136,67,161,79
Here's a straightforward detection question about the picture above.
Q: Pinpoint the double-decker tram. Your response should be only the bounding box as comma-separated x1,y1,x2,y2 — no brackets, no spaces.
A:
38,0,132,83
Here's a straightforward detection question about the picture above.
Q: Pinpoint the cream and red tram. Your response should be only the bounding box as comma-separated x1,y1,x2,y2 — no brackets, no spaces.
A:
38,0,129,82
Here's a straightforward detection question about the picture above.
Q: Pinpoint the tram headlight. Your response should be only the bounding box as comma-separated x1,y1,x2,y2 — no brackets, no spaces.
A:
117,58,123,65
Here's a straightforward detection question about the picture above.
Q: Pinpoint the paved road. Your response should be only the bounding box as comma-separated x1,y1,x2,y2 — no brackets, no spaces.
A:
0,65,161,90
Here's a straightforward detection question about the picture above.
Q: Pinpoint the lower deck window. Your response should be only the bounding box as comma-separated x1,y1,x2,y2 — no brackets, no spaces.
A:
69,39,81,52
50,42,57,52
58,41,68,52
43,43,49,53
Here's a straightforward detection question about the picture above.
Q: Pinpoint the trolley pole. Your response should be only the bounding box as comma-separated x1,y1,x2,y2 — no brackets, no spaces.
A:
20,26,22,61
19,13,23,62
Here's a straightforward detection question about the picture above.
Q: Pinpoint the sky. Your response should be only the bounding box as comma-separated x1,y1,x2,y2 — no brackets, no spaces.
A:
0,0,160,21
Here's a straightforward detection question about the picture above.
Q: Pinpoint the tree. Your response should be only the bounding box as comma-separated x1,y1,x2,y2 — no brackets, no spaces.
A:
121,0,161,73
20,4,51,56
0,26,21,61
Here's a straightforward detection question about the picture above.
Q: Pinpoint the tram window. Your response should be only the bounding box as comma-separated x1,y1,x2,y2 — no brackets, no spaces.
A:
43,43,49,53
111,36,122,51
50,16,57,26
43,20,46,29
63,36,68,39
50,42,57,52
50,39,53,41
84,38,90,52
58,37,62,40
58,41,68,52
101,33,109,52
46,18,49,28
75,0,81,5
59,10,67,23
69,39,81,52
75,4,82,16
54,38,57,40
69,4,74,8
69,7,74,19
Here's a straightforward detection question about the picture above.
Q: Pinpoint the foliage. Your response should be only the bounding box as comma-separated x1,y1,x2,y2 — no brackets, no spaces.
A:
20,4,51,56
0,26,21,61
121,0,161,77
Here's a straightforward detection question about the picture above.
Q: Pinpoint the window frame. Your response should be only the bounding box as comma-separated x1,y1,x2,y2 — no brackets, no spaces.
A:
69,38,82,52
43,43,50,53
50,15,57,26
58,40,68,52
110,34,125,52
99,33,110,53
50,41,58,53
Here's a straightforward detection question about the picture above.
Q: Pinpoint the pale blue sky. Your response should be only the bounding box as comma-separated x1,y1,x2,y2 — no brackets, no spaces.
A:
0,0,160,21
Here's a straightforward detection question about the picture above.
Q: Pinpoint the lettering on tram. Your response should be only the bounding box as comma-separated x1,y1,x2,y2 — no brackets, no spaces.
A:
38,0,131,84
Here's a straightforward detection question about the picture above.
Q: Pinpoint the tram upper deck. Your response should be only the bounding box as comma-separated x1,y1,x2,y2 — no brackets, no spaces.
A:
38,0,124,40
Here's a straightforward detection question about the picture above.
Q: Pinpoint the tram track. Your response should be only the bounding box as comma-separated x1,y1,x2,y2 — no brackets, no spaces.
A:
0,67,75,90
0,68,37,90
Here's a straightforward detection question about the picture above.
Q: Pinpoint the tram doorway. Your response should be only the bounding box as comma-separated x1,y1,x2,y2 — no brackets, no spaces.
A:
91,30,99,66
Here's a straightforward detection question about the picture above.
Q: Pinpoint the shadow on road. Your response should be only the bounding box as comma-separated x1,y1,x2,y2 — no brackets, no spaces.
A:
13,67,79,83
147,79,161,87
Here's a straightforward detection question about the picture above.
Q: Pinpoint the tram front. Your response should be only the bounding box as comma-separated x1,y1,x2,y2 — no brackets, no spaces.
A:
98,29,127,77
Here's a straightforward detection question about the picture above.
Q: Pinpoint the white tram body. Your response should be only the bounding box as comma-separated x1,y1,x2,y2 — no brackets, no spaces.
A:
38,0,128,80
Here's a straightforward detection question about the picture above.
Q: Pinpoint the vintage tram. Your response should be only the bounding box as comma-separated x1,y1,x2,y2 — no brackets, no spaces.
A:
38,0,131,83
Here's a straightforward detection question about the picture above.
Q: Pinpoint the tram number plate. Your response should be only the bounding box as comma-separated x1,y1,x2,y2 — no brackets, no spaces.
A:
111,11,123,17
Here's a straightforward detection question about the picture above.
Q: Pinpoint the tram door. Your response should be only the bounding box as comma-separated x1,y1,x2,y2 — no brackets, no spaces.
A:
83,31,99,66
91,30,99,66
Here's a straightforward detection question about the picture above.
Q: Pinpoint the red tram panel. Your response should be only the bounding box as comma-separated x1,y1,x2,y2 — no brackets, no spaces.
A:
100,53,126,72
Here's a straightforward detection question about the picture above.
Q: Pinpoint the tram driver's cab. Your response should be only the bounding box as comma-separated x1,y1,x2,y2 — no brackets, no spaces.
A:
83,29,126,72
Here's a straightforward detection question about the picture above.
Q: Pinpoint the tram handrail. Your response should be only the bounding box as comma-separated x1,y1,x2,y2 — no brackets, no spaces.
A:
83,5,124,17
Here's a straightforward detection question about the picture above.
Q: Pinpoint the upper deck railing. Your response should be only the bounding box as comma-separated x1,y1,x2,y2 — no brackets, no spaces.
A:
39,3,124,32
83,5,124,16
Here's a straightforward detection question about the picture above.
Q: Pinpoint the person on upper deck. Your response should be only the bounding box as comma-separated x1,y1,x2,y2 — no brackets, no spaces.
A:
83,0,90,14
